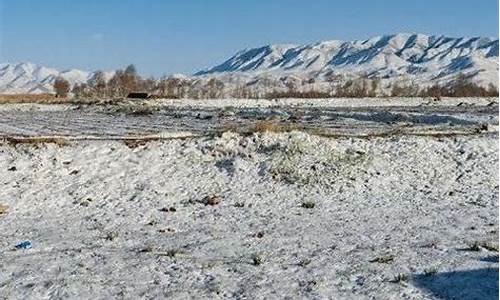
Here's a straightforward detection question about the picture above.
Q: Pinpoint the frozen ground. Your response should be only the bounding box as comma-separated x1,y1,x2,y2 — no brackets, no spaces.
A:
0,97,497,138
0,98,498,299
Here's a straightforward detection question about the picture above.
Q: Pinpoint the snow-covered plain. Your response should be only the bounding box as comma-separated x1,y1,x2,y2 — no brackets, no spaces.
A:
0,98,498,299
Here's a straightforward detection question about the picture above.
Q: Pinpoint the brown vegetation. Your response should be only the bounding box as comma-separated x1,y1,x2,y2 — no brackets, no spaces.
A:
0,203,8,215
3,71,496,104
66,64,500,100
123,137,160,149
265,90,331,99
418,74,499,98
0,94,60,104
54,77,71,98
68,68,500,100
223,120,299,134
3,137,70,147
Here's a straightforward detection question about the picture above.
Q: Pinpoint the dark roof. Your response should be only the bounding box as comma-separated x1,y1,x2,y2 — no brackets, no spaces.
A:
127,92,150,99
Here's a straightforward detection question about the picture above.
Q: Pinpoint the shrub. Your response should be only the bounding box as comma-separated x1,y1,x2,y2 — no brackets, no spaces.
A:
54,77,71,98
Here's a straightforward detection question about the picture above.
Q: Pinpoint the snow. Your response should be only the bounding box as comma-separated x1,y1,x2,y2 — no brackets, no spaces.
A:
0,98,497,298
0,131,497,299
1,34,497,94
0,63,113,94
0,97,496,139
196,33,499,91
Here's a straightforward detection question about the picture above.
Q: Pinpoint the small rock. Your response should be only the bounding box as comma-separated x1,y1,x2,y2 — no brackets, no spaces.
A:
254,232,265,238
0,203,8,215
159,207,177,213
202,195,221,206
7,166,16,171
301,201,316,209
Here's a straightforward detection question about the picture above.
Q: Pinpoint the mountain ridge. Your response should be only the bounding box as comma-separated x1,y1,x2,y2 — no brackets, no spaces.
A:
1,33,498,94
195,33,498,80
0,62,114,94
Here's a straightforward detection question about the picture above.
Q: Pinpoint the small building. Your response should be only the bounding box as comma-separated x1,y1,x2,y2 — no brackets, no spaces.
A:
127,92,150,99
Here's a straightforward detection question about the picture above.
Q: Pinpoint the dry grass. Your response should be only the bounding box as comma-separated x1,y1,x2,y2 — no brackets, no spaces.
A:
0,203,8,215
468,241,500,252
223,121,299,134
0,94,123,105
3,137,70,147
252,121,290,133
123,137,160,149
201,195,222,206
0,94,65,104
481,242,499,252
369,254,395,264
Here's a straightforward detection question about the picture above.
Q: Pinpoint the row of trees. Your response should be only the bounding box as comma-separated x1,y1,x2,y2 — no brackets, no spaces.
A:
53,66,498,99
264,76,498,99
72,65,156,98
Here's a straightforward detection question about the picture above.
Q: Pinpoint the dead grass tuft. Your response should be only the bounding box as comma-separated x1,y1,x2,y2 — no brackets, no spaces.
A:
129,106,156,116
251,253,264,266
4,137,70,147
123,137,159,149
388,273,409,283
0,94,123,105
0,94,60,104
480,242,499,252
464,241,500,252
423,266,439,276
369,254,395,264
251,121,292,133
223,121,299,135
0,203,8,215
201,195,222,206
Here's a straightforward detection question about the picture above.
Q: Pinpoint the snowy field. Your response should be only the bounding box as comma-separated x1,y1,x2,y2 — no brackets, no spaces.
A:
0,98,498,299
0,97,497,138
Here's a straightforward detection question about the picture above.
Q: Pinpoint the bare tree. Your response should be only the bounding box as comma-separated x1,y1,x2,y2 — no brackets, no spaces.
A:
205,78,225,99
369,79,380,97
486,83,499,96
89,71,107,97
72,83,88,98
54,77,71,98
108,70,125,97
124,64,138,77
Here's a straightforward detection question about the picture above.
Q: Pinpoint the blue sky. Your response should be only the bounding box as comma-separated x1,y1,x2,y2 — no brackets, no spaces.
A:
1,0,498,76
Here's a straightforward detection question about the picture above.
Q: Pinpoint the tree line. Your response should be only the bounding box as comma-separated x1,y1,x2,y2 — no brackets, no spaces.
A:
53,65,499,99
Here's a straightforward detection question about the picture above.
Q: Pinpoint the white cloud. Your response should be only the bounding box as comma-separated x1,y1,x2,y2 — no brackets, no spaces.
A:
89,33,104,41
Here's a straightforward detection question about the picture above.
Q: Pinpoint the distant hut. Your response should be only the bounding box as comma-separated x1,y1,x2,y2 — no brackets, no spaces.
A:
127,92,150,99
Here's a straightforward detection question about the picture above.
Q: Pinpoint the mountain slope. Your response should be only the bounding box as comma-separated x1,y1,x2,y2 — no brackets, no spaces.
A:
195,33,499,88
1,33,497,95
0,63,114,94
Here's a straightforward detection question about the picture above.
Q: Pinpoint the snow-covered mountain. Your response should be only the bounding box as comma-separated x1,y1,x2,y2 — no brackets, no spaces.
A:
196,33,499,89
0,62,114,94
1,33,498,95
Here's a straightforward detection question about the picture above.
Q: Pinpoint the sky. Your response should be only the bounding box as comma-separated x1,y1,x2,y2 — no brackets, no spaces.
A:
0,0,498,76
